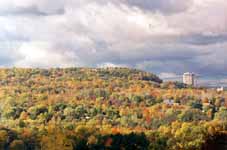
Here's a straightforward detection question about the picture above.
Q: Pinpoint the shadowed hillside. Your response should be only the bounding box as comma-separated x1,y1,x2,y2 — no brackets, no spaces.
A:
203,132,227,150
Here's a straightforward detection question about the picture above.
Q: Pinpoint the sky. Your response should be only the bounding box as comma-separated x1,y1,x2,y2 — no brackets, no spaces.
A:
0,0,227,85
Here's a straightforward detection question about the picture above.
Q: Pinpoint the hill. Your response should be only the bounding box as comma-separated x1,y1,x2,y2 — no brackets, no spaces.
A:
0,67,162,84
0,67,226,150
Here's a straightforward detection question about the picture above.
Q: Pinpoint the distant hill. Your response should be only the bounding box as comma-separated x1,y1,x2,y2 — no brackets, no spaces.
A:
94,67,162,83
0,67,163,84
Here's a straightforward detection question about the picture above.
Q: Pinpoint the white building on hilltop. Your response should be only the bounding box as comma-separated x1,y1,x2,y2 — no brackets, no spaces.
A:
183,72,195,86
217,87,224,92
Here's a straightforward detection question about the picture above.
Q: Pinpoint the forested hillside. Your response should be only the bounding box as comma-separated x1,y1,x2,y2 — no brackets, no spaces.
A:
0,68,226,150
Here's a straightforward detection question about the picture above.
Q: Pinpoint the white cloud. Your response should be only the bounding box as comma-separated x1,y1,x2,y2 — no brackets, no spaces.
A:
98,62,128,68
14,42,80,68
159,72,179,79
166,0,227,35
0,0,226,80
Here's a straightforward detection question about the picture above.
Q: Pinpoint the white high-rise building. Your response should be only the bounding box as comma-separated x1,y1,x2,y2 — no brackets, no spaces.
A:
183,72,195,86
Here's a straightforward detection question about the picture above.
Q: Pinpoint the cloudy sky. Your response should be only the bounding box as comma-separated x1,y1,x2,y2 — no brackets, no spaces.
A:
0,0,227,84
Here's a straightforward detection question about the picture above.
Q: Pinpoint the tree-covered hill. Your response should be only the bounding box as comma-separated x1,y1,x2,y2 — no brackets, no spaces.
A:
0,67,162,84
0,67,226,150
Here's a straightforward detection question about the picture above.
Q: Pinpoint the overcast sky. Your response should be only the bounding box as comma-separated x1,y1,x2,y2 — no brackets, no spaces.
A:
0,0,227,83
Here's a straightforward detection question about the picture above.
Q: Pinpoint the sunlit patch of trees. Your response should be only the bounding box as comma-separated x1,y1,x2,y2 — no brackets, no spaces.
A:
0,68,226,149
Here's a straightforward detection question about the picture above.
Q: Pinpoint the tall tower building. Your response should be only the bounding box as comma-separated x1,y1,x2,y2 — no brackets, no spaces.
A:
183,72,195,86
